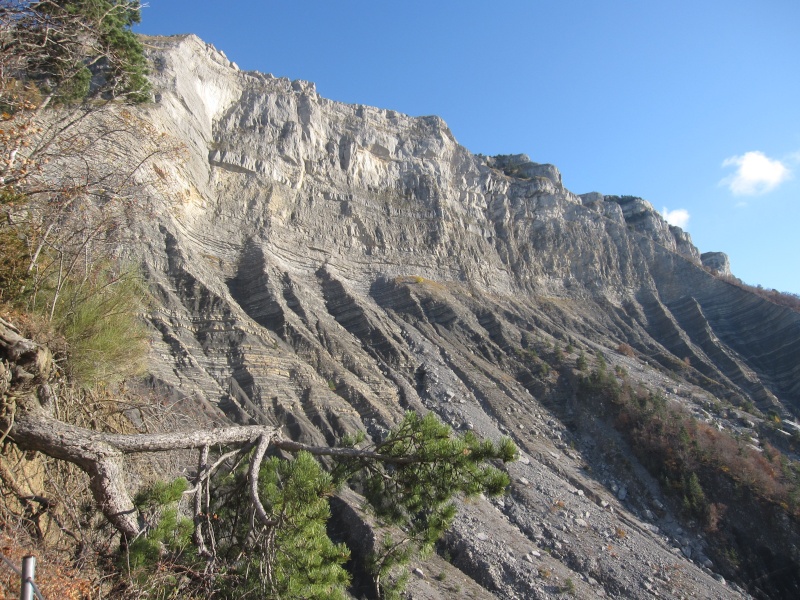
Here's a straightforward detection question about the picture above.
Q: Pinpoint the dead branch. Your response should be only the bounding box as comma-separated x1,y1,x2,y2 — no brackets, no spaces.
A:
9,403,280,538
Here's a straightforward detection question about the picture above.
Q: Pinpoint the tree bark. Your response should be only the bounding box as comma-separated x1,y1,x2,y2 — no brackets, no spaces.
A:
274,438,416,464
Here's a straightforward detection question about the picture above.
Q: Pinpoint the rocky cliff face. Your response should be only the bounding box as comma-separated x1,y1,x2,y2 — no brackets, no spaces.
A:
108,34,800,598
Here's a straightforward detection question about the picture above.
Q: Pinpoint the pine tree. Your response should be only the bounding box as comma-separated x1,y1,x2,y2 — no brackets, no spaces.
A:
122,412,518,599
214,452,352,599
2,0,151,107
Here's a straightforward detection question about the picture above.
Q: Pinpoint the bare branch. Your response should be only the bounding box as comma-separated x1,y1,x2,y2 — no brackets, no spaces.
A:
248,433,277,528
193,445,211,559
7,396,280,538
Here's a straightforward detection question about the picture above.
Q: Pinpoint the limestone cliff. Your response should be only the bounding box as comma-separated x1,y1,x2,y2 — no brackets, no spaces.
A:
104,34,799,598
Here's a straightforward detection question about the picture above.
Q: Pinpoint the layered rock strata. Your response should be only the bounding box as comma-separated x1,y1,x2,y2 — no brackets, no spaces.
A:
100,34,800,598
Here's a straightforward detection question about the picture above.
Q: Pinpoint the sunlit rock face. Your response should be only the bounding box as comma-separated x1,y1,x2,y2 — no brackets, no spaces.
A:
701,251,732,277
117,34,800,598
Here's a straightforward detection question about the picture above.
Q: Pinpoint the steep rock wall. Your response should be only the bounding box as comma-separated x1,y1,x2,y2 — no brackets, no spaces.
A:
101,34,800,598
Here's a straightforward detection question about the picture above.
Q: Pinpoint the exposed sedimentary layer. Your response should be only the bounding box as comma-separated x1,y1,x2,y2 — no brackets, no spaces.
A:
100,34,800,598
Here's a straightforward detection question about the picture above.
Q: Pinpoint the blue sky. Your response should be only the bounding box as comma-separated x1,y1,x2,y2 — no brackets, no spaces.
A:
137,1,800,294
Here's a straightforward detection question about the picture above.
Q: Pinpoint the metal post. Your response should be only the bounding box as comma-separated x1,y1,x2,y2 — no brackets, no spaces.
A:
19,555,35,600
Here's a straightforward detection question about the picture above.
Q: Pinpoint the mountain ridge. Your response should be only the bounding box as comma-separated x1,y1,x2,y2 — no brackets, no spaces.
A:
102,33,800,597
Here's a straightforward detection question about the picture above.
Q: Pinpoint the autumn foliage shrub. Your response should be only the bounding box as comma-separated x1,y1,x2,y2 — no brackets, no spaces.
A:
0,530,93,599
577,367,800,522
616,342,635,358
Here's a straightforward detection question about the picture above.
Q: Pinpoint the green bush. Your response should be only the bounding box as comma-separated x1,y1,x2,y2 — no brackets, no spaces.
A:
682,472,707,518
224,452,351,600
127,478,193,572
576,351,588,371
562,577,575,594
46,266,149,385
125,413,517,600
553,346,563,364
539,362,551,376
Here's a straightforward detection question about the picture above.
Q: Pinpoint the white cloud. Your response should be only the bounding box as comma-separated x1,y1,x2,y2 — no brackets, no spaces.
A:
720,151,791,195
662,207,690,229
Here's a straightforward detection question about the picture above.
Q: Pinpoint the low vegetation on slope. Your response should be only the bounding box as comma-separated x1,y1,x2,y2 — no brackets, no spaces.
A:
573,356,800,596
579,363,800,520
718,274,800,313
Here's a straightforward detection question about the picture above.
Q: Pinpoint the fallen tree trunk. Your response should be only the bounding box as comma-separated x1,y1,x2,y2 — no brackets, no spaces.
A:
1,318,283,537
1,318,422,539
0,319,456,546
10,404,280,538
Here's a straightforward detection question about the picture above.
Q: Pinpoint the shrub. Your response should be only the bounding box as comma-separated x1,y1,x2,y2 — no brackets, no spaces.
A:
562,577,575,594
617,343,635,358
47,266,149,385
539,362,551,376
553,346,563,364
0,218,31,305
596,352,607,373
682,472,707,518
127,478,194,579
225,452,351,600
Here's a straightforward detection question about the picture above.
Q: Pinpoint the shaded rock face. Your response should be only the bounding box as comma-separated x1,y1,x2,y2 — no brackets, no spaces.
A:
115,34,800,598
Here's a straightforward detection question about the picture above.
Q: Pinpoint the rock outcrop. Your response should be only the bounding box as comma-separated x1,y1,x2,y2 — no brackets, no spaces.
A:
92,34,800,598
701,251,732,277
